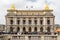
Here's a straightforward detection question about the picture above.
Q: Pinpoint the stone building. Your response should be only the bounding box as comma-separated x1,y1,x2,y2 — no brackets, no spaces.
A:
0,4,60,40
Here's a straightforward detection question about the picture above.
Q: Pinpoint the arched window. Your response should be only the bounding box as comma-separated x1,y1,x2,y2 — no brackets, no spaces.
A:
10,20,13,24
23,20,26,24
8,38,10,40
47,20,50,24
10,27,13,33
34,27,37,32
17,27,20,33
40,27,43,32
28,20,31,24
29,27,31,32
34,20,37,24
17,20,20,25
28,36,31,40
40,20,43,25
23,27,26,32
47,27,50,32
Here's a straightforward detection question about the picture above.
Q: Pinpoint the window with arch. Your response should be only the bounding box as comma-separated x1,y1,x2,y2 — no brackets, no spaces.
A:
23,27,26,32
40,20,43,25
10,20,13,24
47,20,50,24
23,20,26,24
17,20,20,25
40,27,43,32
17,27,20,33
34,20,37,25
10,27,13,33
28,36,31,40
34,27,37,32
29,27,31,32
28,20,31,24
47,27,50,32
8,38,10,40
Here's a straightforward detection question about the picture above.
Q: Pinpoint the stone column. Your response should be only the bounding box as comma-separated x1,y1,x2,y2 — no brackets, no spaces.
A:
43,17,45,25
25,36,28,40
31,18,34,32
20,26,23,33
20,18,23,25
50,18,54,25
13,26,16,33
26,18,28,25
32,27,34,32
37,18,40,25
14,18,16,25
7,26,10,32
26,27,28,32
41,36,44,40
37,27,40,32
32,18,34,25
45,17,47,25
6,18,9,25
43,26,46,32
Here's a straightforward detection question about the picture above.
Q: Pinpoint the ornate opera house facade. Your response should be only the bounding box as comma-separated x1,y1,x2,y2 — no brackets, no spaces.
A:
0,4,60,40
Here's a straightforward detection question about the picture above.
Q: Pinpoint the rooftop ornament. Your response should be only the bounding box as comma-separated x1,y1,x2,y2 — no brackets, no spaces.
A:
11,4,15,10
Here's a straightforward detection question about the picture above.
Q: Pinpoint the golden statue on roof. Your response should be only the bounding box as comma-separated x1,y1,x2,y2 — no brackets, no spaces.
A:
11,4,15,10
45,4,49,10
44,0,50,10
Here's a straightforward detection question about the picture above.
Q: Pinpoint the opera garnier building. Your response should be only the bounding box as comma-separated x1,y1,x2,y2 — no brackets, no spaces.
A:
0,4,60,40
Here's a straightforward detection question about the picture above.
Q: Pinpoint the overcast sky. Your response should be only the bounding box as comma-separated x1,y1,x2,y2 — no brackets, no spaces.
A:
0,0,60,25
